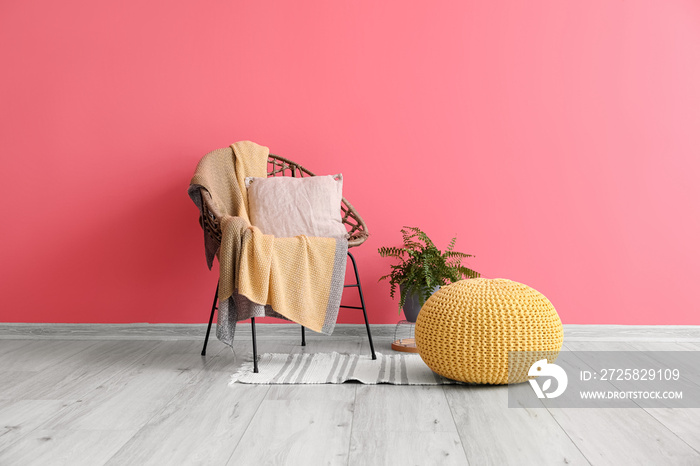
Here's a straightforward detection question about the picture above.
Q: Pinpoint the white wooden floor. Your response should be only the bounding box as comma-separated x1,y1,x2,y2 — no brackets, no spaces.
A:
0,330,699,465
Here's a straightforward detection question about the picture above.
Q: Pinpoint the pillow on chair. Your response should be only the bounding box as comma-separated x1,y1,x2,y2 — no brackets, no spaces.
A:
245,174,348,239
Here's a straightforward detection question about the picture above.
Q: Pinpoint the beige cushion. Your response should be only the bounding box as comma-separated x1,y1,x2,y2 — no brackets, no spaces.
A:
245,174,348,239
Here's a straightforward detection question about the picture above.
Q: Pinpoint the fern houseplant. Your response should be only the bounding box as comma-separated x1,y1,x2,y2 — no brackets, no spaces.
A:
378,226,479,322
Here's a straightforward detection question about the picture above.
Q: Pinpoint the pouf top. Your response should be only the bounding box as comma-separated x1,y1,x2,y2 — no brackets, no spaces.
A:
429,278,557,315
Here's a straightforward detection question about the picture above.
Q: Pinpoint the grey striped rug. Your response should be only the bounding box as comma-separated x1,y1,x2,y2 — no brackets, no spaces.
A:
229,352,459,385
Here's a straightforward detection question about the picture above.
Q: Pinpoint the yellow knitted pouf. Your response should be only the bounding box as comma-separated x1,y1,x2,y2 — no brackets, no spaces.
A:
415,278,563,384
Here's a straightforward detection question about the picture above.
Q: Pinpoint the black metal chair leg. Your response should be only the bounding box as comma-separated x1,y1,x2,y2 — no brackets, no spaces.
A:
301,326,306,346
251,317,259,373
347,252,376,360
201,282,219,356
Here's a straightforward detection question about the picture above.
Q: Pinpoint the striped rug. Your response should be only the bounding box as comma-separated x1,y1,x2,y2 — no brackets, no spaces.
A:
229,352,459,385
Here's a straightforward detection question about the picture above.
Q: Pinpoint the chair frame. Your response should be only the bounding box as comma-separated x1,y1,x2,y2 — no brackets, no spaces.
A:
198,154,376,372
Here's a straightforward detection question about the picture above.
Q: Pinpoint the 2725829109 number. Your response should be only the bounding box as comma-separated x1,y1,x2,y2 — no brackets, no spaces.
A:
598,368,680,381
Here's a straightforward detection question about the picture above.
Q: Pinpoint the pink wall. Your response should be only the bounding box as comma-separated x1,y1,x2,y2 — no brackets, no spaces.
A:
1,1,699,325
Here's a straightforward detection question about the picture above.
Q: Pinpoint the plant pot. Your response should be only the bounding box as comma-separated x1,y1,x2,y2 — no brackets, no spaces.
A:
400,284,440,323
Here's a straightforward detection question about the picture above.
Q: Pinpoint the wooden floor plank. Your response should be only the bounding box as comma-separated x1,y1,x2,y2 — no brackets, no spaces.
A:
0,339,34,352
297,336,365,356
550,335,700,462
621,341,700,454
547,406,699,465
0,371,39,400
0,428,136,466
0,399,75,451
228,398,354,465
225,354,358,466
349,431,468,466
444,385,589,465
36,342,214,432
0,340,162,401
105,350,270,465
0,340,97,372
641,408,700,454
365,336,395,355
352,384,457,433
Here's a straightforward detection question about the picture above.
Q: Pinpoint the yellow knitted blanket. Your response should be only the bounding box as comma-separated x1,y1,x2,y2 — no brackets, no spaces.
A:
188,141,347,346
